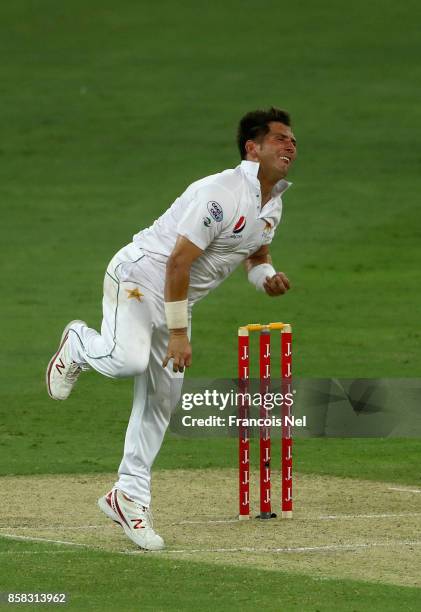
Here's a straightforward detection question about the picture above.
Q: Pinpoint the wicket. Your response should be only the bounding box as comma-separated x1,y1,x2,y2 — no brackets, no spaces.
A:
238,322,293,520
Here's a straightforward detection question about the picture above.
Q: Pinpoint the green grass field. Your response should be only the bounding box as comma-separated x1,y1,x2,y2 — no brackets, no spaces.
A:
1,0,420,609
2,538,421,612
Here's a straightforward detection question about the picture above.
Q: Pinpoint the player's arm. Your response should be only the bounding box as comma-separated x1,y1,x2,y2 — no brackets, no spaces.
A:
163,182,235,371
162,236,203,372
244,244,290,297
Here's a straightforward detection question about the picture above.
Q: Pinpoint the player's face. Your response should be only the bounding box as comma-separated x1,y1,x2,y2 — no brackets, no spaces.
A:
255,122,297,179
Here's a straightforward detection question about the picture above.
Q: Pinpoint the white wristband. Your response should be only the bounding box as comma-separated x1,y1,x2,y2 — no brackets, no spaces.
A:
248,263,276,291
164,299,188,329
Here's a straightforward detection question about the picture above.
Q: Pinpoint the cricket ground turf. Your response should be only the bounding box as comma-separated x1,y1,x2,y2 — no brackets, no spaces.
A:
1,0,420,609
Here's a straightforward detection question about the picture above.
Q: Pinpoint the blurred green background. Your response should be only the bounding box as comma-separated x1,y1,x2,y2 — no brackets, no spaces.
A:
1,0,420,477
1,2,420,609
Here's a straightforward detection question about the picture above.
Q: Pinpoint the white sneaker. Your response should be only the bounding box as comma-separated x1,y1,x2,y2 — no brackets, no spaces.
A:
46,320,87,400
98,489,165,551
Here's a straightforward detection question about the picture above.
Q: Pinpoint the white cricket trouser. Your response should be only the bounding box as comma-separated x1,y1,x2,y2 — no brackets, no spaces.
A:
69,242,186,507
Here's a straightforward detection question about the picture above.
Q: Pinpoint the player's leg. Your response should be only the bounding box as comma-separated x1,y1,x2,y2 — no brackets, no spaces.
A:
114,326,184,505
46,244,153,400
98,317,187,550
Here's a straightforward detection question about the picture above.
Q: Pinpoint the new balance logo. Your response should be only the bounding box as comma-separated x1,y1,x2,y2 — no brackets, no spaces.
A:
131,519,145,529
55,358,65,375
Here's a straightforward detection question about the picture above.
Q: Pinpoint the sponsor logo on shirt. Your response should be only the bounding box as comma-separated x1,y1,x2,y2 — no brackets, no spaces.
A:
233,216,246,234
203,216,212,227
226,215,246,240
207,201,224,222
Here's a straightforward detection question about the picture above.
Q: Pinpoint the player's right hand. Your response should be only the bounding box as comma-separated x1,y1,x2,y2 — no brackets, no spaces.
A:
162,330,192,373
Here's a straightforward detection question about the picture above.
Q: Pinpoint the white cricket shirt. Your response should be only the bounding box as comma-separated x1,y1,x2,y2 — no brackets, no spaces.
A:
133,160,291,304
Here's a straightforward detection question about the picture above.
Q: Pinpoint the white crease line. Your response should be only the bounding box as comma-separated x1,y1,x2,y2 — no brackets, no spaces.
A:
318,512,421,520
179,512,421,525
4,515,420,532
0,532,136,555
0,533,94,548
0,533,125,554
4,514,420,531
0,550,80,555
144,541,421,555
0,525,102,531
3,512,421,538
388,487,421,494
1,532,421,557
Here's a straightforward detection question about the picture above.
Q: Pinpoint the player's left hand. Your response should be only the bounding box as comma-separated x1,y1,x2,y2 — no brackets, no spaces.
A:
263,272,290,297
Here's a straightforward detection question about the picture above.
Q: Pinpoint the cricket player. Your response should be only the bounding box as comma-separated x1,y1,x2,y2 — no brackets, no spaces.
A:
46,107,297,550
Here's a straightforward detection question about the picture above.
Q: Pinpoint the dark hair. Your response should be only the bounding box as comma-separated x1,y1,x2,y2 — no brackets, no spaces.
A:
237,107,291,159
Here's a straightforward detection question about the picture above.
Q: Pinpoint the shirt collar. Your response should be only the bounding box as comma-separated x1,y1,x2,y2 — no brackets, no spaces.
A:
239,160,292,196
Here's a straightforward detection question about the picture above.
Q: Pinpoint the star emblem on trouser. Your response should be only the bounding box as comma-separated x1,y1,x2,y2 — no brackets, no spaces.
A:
125,288,143,302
